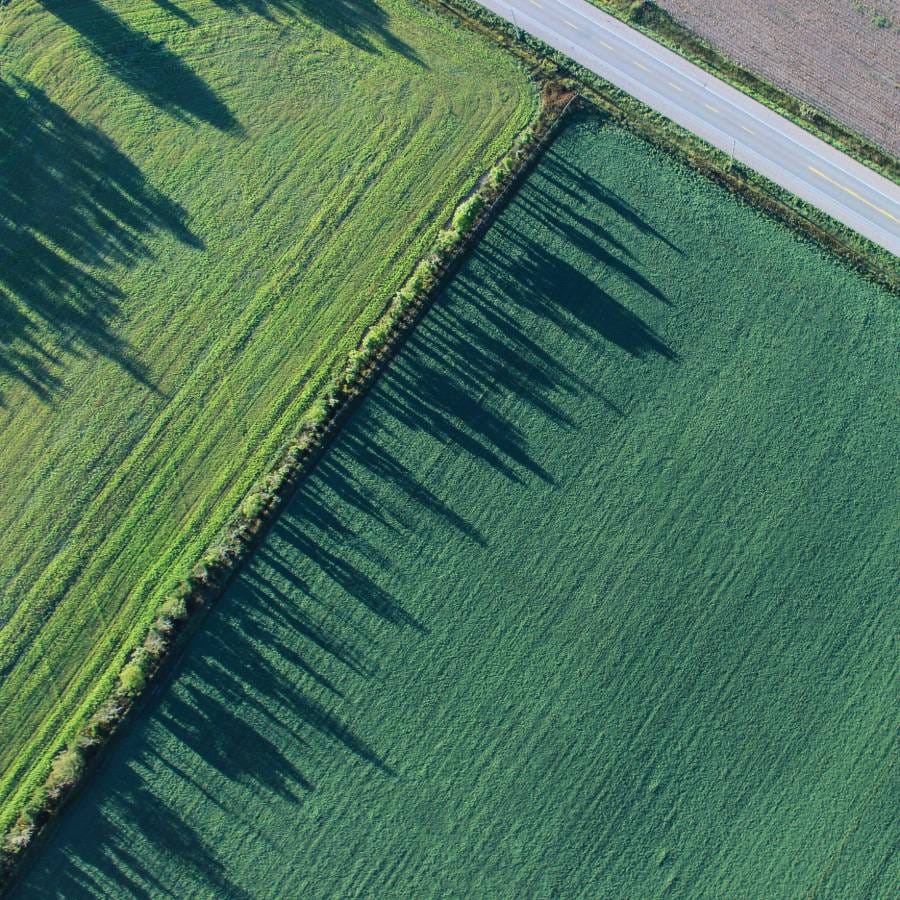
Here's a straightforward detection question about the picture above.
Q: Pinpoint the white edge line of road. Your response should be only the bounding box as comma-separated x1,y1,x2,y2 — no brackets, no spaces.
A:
505,2,899,247
528,0,900,208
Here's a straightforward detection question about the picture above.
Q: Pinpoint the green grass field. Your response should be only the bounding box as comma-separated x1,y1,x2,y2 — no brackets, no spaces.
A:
0,0,533,833
16,115,897,897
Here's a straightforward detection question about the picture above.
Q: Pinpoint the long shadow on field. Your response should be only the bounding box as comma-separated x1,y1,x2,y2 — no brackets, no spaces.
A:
259,142,677,560
489,221,675,359
44,775,255,899
157,604,392,783
210,0,423,63
333,153,675,492
37,0,241,131
22,120,679,895
163,515,403,784
150,0,199,27
34,506,404,895
0,79,201,405
540,149,684,256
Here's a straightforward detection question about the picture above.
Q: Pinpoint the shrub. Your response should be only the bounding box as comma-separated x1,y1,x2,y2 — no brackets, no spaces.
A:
627,0,650,20
202,547,226,569
159,595,188,623
3,824,33,854
305,397,329,425
118,649,151,696
85,699,123,739
119,662,146,696
240,491,267,520
47,747,84,798
435,227,457,252
451,195,485,234
143,628,167,657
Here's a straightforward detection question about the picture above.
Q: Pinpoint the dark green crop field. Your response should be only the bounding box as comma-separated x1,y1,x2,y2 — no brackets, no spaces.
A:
17,117,898,898
0,0,533,831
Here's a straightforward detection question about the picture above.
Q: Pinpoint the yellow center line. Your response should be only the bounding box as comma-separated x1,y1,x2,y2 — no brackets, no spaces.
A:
563,18,578,29
808,166,900,224
667,80,683,92
741,124,755,135
704,102,720,114
634,60,649,71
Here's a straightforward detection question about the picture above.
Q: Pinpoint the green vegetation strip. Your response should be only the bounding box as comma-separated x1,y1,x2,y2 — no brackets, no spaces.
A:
1,73,566,882
0,0,534,842
17,114,898,899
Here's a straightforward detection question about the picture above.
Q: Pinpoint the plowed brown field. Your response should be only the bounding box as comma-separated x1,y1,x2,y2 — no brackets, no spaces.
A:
656,0,900,155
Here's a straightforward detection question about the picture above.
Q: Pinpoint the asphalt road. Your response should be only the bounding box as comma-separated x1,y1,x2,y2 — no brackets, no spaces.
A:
478,0,900,256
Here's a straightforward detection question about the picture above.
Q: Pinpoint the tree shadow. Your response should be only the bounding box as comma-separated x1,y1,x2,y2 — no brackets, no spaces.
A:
18,508,405,894
163,522,402,784
0,79,201,405
159,620,389,786
39,772,257,899
14,117,683,896
48,0,423,98
540,148,684,256
209,0,423,63
271,134,678,538
321,164,676,493
487,220,675,358
514,189,674,305
37,0,241,131
149,0,199,27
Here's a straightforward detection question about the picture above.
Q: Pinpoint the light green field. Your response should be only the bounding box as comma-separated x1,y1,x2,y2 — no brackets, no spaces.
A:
17,115,898,897
0,0,533,832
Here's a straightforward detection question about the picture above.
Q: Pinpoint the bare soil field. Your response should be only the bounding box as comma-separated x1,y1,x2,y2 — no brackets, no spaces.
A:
656,0,900,155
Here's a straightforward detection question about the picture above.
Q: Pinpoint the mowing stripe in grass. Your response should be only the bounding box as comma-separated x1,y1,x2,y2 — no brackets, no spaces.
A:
15,114,897,899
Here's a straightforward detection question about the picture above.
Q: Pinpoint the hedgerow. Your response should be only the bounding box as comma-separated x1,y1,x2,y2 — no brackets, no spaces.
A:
0,0,536,880
0,26,570,891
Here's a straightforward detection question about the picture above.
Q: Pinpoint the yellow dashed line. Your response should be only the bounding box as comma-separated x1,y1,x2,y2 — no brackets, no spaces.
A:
599,39,614,50
667,80,683,92
528,0,542,7
741,124,755,135
563,18,578,29
704,102,720,114
808,166,900,224
634,60,649,71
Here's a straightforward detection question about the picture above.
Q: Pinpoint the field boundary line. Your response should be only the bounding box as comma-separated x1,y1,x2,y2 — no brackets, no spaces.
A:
0,76,575,894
